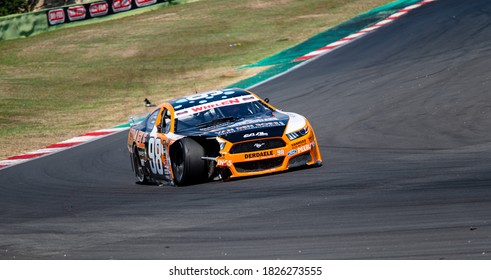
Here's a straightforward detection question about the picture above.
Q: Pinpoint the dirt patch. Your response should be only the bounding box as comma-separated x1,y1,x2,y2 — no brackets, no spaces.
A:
133,12,180,23
246,0,293,9
295,13,332,19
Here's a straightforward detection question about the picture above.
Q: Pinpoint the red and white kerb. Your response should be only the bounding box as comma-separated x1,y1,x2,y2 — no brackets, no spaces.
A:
294,0,436,62
0,128,127,170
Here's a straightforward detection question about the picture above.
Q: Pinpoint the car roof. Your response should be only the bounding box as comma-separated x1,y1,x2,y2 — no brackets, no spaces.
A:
168,88,252,111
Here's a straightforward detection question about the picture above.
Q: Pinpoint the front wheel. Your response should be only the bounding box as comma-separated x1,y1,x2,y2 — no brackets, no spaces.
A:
171,138,207,186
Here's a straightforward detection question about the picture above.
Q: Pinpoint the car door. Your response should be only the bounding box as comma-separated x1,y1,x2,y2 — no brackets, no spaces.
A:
147,106,173,182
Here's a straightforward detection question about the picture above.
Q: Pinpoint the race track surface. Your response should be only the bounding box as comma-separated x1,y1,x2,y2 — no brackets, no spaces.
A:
1,0,491,259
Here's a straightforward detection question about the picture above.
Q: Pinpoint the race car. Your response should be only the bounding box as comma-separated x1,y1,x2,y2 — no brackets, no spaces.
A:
127,88,322,186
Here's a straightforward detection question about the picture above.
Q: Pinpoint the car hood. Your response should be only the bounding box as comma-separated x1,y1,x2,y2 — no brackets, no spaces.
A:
181,112,290,143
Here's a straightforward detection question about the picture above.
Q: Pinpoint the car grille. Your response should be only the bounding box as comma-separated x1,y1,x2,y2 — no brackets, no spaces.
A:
229,138,286,154
288,153,312,169
234,157,285,173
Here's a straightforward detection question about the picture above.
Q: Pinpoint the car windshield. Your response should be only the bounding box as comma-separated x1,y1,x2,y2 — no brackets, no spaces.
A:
174,101,273,133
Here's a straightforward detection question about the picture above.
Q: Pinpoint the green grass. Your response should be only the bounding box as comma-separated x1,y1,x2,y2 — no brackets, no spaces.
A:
0,0,392,158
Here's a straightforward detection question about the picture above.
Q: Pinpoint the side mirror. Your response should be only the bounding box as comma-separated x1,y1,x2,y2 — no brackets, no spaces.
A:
264,98,270,103
144,98,156,107
129,117,136,127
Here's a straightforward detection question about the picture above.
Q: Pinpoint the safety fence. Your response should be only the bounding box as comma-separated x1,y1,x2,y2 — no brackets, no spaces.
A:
0,0,171,41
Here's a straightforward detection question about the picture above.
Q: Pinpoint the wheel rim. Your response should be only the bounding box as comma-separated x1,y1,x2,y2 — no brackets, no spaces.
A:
172,144,185,182
133,150,145,182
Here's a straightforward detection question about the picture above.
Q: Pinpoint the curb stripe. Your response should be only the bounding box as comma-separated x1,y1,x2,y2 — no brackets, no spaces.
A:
7,153,48,160
83,131,116,136
0,127,128,170
45,142,84,148
294,0,436,62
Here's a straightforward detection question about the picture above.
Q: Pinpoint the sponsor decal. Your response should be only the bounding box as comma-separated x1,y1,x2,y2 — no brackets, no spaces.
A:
213,120,285,136
190,98,241,113
215,122,285,136
244,151,273,159
135,0,157,7
48,9,65,25
277,150,285,156
89,2,109,17
67,5,86,21
244,132,268,138
176,97,252,117
235,125,254,131
297,144,312,154
253,121,284,128
288,150,297,156
174,91,259,116
217,159,232,166
112,0,132,13
291,139,307,148
232,117,277,126
216,128,237,135
136,131,146,144
209,118,284,130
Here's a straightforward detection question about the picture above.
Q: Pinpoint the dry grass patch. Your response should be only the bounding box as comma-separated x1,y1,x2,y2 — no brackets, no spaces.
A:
246,0,294,9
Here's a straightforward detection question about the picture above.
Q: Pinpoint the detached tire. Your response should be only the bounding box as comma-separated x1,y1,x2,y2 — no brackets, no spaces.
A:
171,138,207,186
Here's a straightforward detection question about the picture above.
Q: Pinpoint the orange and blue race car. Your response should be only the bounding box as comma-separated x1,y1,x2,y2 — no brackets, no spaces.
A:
127,88,322,186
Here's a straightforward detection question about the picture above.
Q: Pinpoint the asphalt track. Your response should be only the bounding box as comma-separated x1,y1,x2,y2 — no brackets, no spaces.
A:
1,0,491,259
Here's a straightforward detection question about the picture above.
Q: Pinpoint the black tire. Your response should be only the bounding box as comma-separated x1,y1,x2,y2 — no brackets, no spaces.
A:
171,138,207,186
132,145,150,184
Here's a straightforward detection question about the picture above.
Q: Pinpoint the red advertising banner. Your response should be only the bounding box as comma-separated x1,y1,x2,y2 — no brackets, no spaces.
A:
135,0,158,7
89,2,109,17
67,5,87,21
47,0,168,26
112,0,132,13
48,8,65,25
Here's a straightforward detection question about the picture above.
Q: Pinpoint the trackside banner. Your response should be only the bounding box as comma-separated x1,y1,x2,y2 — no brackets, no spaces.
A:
47,0,168,26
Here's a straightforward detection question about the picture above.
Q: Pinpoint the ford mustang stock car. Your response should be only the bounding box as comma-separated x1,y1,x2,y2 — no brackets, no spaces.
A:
127,88,322,186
